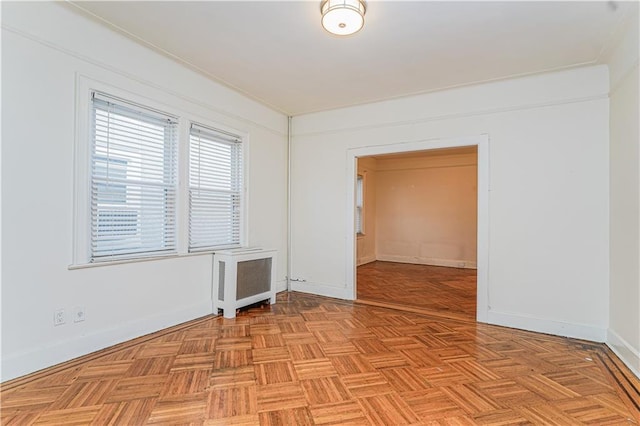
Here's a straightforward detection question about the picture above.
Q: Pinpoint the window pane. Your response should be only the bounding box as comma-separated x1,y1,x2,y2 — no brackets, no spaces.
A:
189,124,243,251
90,93,177,261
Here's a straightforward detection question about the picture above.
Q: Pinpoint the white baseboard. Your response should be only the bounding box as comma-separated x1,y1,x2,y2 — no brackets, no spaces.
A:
376,254,477,269
486,309,607,343
356,255,377,266
1,301,212,382
291,281,353,300
607,328,640,379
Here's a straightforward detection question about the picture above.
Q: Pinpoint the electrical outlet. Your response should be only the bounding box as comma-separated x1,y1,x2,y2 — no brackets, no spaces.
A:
73,306,86,323
54,309,65,326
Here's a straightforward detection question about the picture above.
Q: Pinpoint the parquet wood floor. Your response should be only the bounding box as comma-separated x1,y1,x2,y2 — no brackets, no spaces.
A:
2,292,639,425
357,261,477,320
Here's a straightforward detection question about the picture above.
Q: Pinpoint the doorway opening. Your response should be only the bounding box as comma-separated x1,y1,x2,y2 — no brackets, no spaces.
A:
345,135,489,323
355,146,477,320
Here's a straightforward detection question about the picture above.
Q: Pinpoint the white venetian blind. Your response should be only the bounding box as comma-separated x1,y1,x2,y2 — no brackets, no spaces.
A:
90,92,178,261
189,123,243,251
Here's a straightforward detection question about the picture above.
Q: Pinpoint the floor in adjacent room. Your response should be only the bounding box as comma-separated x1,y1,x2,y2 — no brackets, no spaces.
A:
357,261,477,321
1,292,638,425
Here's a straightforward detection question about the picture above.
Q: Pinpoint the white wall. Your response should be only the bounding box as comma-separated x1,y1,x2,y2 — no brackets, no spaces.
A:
291,65,610,342
356,157,377,266
606,11,640,378
374,151,477,268
1,3,287,381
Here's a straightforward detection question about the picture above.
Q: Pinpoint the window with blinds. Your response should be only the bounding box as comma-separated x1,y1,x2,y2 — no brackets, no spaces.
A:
189,123,243,251
356,175,364,234
90,92,178,261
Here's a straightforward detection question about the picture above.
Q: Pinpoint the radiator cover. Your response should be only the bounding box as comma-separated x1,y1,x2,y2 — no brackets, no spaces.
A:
213,248,277,318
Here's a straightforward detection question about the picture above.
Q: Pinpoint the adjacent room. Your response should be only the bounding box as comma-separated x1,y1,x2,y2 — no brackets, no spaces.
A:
2,1,639,424
356,147,478,321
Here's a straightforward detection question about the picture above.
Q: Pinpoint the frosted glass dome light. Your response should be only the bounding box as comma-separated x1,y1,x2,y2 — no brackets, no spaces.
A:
321,0,366,36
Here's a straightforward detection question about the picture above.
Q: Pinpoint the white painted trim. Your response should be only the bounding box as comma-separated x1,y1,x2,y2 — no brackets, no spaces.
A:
241,131,251,250
487,309,607,343
610,60,639,96
0,301,212,382
68,251,214,270
176,119,191,255
291,281,351,300
346,134,490,323
72,74,93,265
376,255,477,269
603,11,639,93
476,136,490,323
607,328,640,379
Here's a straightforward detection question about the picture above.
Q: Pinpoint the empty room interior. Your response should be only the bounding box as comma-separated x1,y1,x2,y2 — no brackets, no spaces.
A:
355,147,479,321
2,1,639,424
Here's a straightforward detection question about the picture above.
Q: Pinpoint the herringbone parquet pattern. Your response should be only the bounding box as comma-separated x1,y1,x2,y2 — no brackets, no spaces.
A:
2,293,638,425
357,262,477,320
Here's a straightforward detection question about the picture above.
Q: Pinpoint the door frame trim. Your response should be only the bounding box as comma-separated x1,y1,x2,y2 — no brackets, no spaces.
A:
345,134,489,323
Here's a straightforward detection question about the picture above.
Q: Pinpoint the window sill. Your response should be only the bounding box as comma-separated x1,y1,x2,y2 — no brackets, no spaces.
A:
68,250,218,270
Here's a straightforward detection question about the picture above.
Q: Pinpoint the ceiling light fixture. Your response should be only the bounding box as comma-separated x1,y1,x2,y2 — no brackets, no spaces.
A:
321,0,366,36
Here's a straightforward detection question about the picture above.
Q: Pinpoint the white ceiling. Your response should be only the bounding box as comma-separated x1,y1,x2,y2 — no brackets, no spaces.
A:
67,1,634,116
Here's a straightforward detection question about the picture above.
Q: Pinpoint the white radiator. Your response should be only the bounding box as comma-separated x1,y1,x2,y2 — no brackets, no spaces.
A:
213,248,277,318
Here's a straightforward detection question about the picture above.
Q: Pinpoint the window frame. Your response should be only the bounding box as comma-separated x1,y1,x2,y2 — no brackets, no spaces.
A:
188,122,245,252
89,91,179,262
72,77,248,267
356,174,365,236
